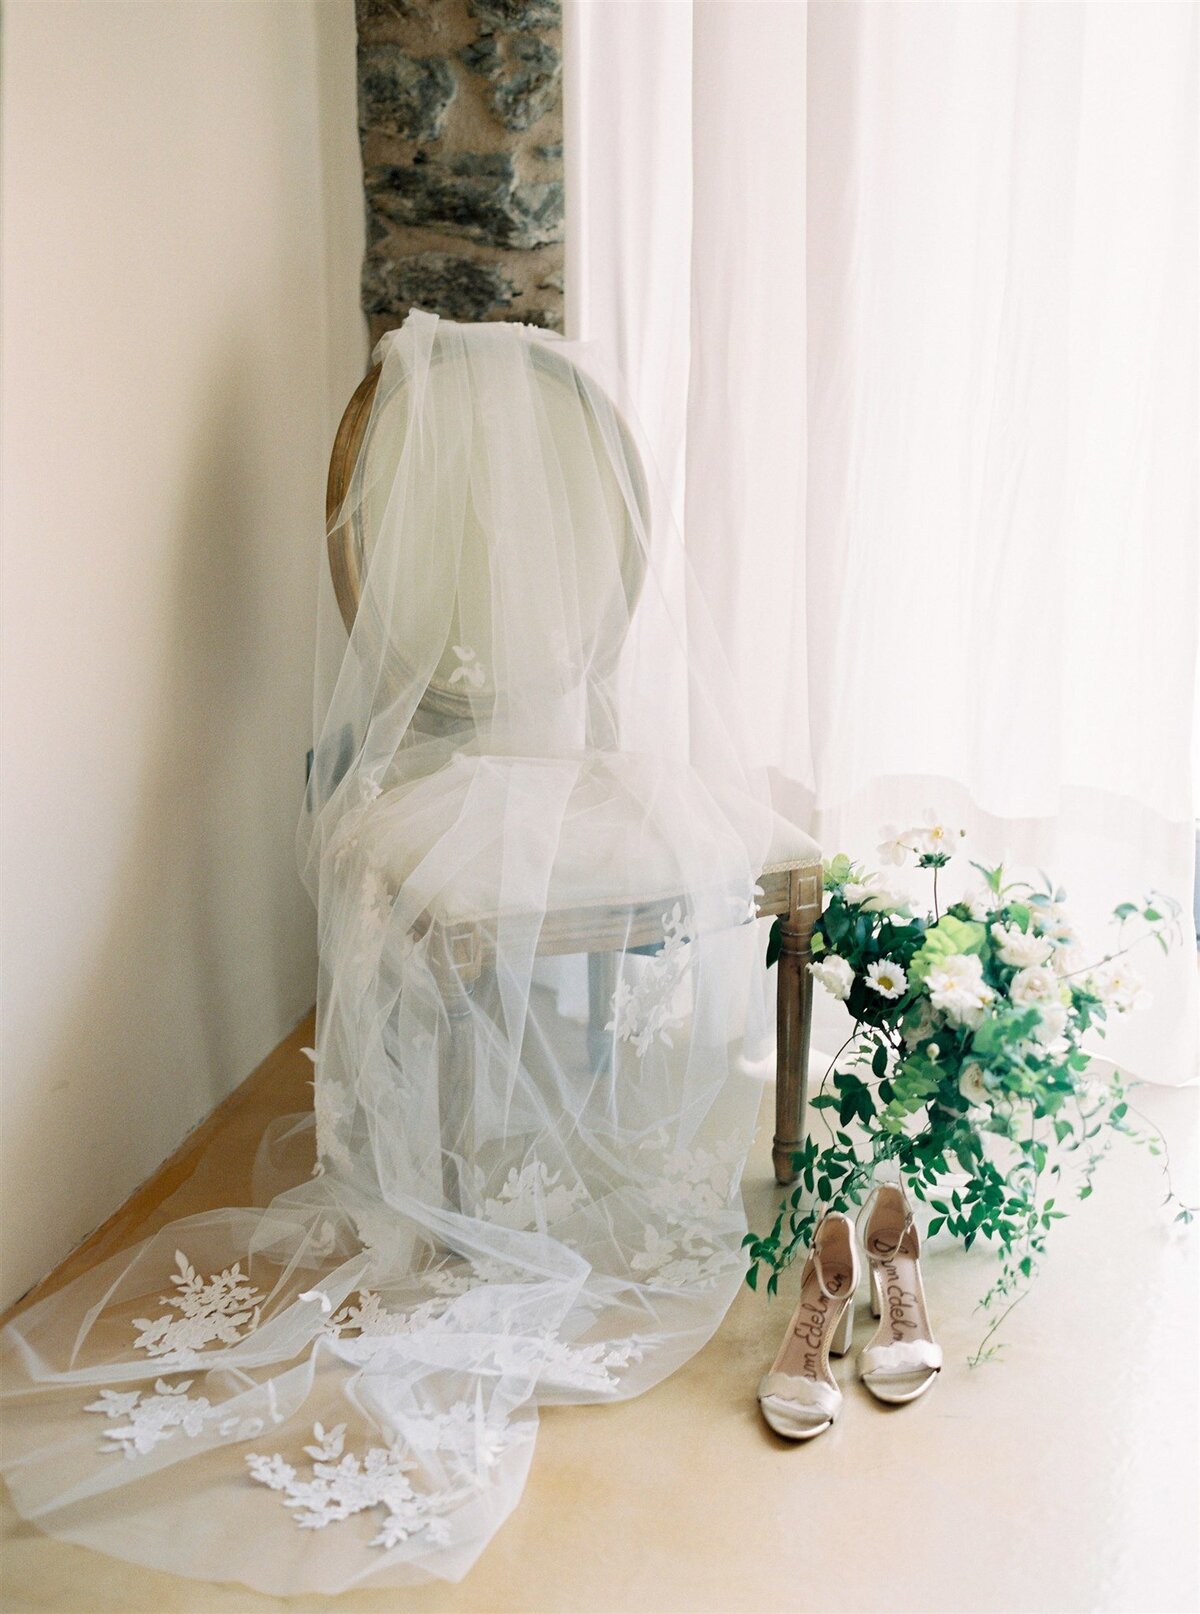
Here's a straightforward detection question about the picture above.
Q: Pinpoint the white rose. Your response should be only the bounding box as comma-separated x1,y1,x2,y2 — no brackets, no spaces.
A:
926,953,995,1031
991,922,1053,969
1031,1001,1069,1046
866,959,908,1000
843,875,908,914
809,955,854,1002
1030,900,1077,950
1052,944,1086,978
958,1062,990,1108
902,998,939,1045
1009,965,1060,1007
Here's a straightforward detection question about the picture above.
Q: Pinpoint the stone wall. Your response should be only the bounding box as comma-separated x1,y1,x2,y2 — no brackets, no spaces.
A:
356,0,564,344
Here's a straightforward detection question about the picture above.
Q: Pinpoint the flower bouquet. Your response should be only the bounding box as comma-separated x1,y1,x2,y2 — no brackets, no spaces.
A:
747,817,1191,1362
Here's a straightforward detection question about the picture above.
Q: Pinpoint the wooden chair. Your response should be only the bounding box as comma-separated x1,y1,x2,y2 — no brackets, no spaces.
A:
325,343,821,1187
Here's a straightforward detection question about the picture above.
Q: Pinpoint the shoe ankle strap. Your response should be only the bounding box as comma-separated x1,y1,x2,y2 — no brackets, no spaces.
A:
858,1183,916,1262
812,1212,857,1301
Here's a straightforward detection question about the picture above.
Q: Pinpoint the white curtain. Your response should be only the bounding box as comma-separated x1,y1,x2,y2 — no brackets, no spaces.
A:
566,0,1198,1082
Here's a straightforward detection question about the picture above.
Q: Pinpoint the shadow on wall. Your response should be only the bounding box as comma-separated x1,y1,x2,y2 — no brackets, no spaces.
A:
8,338,319,1300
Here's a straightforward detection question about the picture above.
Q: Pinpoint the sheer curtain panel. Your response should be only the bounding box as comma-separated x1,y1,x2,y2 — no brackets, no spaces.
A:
565,0,1199,1082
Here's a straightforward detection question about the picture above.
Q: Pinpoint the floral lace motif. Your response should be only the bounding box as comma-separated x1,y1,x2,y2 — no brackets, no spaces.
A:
645,1134,744,1221
313,1071,355,1177
495,1333,646,1394
130,1252,264,1361
629,1226,731,1290
329,777,384,873
247,1417,504,1549
85,1377,265,1458
481,1159,587,1230
323,1252,526,1348
329,1287,458,1341
86,1379,211,1457
448,645,487,690
325,1269,643,1395
628,1133,745,1290
607,903,694,1057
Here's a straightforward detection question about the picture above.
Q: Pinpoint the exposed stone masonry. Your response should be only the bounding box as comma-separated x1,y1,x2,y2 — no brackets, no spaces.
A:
356,0,564,342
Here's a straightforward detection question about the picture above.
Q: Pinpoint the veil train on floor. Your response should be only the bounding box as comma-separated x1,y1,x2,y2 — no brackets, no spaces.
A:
1,315,777,1594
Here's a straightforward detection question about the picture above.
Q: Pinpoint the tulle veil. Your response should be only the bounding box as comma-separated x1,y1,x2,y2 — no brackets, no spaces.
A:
1,313,775,1593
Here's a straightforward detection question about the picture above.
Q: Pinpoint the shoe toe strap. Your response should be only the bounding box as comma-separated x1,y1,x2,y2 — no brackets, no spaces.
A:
860,1339,942,1378
758,1374,842,1418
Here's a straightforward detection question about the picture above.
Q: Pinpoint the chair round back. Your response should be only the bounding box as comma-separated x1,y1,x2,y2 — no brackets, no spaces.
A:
325,336,649,723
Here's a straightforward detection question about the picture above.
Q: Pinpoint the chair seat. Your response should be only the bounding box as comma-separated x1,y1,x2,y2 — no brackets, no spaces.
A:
353,752,820,927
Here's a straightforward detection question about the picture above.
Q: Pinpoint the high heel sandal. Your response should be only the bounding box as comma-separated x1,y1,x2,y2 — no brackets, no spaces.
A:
857,1183,942,1404
758,1211,859,1440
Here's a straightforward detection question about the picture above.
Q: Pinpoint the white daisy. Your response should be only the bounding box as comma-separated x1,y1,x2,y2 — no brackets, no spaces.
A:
865,960,908,1000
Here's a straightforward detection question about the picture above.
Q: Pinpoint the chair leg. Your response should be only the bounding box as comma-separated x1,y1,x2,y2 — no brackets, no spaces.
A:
773,867,822,1186
440,975,476,1211
587,952,617,1072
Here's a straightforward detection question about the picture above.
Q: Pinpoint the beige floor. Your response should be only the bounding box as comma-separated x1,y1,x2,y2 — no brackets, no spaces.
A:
2,1017,1198,1614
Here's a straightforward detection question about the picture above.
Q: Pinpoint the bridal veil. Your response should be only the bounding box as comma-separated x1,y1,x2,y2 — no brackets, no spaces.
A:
1,314,775,1593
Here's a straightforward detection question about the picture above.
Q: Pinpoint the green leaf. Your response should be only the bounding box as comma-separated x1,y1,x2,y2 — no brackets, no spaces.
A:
908,915,988,986
872,1044,889,1078
746,1264,759,1291
823,853,855,888
766,917,782,969
926,1215,945,1237
970,860,1005,895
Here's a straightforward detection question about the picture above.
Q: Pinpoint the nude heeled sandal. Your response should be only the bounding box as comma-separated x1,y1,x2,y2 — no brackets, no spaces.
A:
758,1211,860,1440
857,1183,942,1404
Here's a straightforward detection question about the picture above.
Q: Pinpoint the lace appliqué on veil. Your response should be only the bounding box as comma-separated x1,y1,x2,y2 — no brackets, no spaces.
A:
606,903,694,1057
447,645,487,690
130,1252,265,1362
85,1378,265,1458
629,1134,746,1290
326,1270,645,1395
495,1334,646,1394
481,1160,587,1229
313,1072,355,1178
247,1420,483,1549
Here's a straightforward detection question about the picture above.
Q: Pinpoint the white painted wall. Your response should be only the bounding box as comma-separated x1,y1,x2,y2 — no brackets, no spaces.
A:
0,0,367,1308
